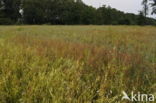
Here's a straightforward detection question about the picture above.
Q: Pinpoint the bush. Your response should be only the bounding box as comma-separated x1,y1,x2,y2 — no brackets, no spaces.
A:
0,18,14,25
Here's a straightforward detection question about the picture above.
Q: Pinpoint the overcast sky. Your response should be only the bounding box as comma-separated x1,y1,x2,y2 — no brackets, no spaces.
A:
82,0,154,18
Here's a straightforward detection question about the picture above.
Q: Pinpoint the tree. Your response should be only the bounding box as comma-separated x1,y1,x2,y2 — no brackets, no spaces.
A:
1,0,21,21
46,0,75,24
75,0,83,3
0,0,156,25
142,0,149,17
151,0,156,15
96,6,113,25
137,11,146,25
0,0,15,24
23,0,47,24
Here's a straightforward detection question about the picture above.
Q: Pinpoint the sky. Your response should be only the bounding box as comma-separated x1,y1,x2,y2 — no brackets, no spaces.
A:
82,0,155,18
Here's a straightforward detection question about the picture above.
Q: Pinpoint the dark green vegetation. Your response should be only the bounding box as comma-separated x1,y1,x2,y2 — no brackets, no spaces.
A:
151,0,156,14
0,26,155,103
0,0,156,25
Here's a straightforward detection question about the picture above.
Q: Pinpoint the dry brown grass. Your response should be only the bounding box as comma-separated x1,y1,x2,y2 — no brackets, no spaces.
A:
0,26,155,103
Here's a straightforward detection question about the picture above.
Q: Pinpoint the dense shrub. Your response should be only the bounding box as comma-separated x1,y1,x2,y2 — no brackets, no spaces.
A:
0,18,14,25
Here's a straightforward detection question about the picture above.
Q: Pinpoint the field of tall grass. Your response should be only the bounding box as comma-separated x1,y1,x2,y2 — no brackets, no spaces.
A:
0,26,155,103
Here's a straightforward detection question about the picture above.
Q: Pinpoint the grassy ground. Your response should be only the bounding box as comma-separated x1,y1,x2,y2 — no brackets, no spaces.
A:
0,26,155,103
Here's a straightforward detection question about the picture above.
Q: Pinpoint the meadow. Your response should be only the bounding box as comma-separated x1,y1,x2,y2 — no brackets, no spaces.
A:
0,26,155,103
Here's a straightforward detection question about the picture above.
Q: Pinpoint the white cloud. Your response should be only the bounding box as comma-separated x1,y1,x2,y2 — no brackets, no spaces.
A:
82,0,142,14
82,0,155,18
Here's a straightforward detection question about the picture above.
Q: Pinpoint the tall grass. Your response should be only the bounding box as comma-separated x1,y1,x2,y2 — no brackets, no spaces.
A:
0,26,155,103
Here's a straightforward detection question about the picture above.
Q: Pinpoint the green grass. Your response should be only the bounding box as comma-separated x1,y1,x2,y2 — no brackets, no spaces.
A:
0,26,155,103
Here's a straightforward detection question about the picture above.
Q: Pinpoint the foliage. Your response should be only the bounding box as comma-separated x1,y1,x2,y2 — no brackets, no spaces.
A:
151,0,156,15
142,0,149,17
0,0,156,25
0,0,21,21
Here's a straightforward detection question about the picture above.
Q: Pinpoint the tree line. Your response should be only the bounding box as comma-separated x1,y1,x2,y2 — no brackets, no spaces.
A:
0,0,156,25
